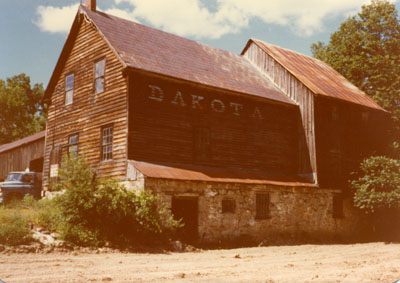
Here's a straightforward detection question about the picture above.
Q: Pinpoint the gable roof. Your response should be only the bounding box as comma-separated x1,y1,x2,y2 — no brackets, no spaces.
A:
0,131,45,154
45,6,295,106
242,39,384,111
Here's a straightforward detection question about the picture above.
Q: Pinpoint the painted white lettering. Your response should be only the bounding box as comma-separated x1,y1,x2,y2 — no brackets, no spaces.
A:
252,107,263,120
230,102,243,116
171,91,186,107
148,85,164,102
211,99,225,113
191,95,204,109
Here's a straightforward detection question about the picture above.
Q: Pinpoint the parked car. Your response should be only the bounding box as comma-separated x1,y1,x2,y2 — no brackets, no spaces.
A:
0,171,42,203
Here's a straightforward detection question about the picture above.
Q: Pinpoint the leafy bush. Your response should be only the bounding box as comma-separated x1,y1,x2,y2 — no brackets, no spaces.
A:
44,155,180,247
350,156,400,213
0,209,32,246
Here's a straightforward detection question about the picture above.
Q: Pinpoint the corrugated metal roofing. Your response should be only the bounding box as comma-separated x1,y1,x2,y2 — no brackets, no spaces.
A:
247,39,384,111
80,6,295,106
131,160,317,187
0,131,45,154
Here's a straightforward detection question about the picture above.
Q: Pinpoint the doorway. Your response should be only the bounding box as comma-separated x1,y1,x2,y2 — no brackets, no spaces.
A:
171,197,198,241
29,157,43,172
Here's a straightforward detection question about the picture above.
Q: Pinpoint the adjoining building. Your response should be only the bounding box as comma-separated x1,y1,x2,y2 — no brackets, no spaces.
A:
0,131,45,181
42,1,389,242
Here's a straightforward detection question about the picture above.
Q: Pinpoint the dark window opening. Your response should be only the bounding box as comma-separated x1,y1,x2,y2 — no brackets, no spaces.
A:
194,127,210,161
65,74,74,105
101,125,113,161
222,199,235,214
255,192,270,219
333,194,344,218
95,59,105,94
68,134,79,158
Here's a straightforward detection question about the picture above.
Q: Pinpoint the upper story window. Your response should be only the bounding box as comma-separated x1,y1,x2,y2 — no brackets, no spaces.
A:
101,125,113,161
65,74,74,105
68,134,79,158
95,59,105,94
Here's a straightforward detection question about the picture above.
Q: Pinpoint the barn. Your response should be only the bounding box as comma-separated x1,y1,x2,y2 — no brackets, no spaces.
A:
42,1,389,242
0,131,45,181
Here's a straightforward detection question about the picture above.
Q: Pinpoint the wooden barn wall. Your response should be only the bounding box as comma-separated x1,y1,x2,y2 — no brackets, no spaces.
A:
0,139,45,180
315,97,389,189
128,72,299,175
243,43,315,181
43,19,128,186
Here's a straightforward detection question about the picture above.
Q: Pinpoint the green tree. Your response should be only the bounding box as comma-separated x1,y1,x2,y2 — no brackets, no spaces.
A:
311,0,400,150
0,73,46,145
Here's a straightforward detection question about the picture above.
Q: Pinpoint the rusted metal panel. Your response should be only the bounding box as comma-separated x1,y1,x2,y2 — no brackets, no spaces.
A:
78,6,294,107
130,160,317,187
244,39,384,111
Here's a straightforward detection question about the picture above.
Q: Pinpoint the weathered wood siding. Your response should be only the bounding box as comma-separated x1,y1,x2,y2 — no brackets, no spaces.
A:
0,138,45,180
128,72,299,175
243,43,315,181
43,17,128,186
315,97,389,188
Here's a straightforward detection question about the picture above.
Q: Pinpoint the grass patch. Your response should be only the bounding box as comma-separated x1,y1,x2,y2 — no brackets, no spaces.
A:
0,196,38,246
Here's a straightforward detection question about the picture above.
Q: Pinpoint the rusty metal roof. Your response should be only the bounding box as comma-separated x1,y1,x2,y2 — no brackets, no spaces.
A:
131,160,317,187
245,39,384,111
79,6,294,106
0,131,45,154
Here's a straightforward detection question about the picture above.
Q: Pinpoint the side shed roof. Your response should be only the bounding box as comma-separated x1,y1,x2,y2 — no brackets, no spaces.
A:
0,131,45,154
243,39,384,111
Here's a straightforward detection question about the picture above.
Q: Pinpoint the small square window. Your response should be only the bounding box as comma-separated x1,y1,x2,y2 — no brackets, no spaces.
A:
95,59,105,94
222,199,235,214
101,125,113,161
333,194,344,218
65,74,74,105
255,193,270,219
68,134,79,158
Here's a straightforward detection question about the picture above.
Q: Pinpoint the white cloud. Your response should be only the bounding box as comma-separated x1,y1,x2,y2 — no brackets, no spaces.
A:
35,0,399,38
35,4,79,33
34,4,138,34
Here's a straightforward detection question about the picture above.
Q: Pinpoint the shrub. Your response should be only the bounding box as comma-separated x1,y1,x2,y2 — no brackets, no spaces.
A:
350,156,400,213
44,155,180,247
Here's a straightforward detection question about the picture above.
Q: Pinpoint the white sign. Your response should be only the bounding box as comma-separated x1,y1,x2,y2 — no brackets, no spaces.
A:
50,164,59,178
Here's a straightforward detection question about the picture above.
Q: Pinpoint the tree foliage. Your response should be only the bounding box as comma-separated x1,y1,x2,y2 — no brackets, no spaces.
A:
0,74,46,145
351,156,400,213
311,0,400,149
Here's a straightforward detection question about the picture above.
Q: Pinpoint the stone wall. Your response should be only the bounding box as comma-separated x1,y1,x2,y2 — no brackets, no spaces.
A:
127,177,368,243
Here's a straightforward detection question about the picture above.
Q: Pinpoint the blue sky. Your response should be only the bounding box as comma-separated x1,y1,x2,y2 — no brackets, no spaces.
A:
1,0,399,88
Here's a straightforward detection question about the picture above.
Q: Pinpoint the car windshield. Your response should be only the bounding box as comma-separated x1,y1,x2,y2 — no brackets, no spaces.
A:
6,173,23,182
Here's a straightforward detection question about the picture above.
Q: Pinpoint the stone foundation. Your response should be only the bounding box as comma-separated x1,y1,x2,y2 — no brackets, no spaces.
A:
127,175,367,243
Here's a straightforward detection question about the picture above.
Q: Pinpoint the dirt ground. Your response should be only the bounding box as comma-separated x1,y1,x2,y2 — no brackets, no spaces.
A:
1,242,400,282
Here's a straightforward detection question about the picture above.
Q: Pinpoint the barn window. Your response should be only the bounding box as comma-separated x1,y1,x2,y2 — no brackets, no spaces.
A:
65,74,74,105
332,194,344,218
194,127,210,161
221,199,235,214
68,134,79,158
255,192,270,219
101,125,113,161
95,59,105,94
